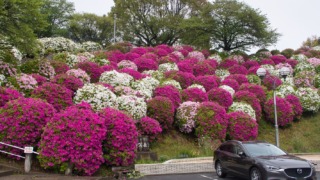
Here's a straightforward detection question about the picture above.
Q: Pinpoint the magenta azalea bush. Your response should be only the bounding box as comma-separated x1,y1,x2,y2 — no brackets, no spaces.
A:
99,107,138,166
153,85,181,110
221,78,240,92
119,68,146,80
0,87,22,107
31,73,48,86
194,75,220,91
147,96,175,131
50,60,70,74
38,102,105,175
193,60,216,76
207,87,233,110
195,102,228,140
227,112,258,141
51,73,84,92
228,65,248,75
164,70,195,89
75,61,103,83
219,59,238,69
225,74,248,86
134,57,158,72
239,83,267,105
285,94,303,120
264,97,294,127
31,82,73,112
234,90,262,121
177,60,194,74
262,75,282,90
181,87,208,102
137,116,162,142
0,98,55,158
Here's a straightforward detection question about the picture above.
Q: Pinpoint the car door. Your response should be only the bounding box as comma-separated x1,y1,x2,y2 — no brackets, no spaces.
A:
232,145,253,178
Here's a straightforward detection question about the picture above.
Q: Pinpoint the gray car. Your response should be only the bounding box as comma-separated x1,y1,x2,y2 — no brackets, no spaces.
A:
214,140,317,180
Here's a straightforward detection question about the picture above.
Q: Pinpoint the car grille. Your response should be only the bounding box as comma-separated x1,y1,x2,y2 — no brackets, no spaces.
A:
284,168,311,178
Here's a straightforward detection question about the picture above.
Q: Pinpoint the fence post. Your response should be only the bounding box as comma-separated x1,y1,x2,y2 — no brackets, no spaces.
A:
24,147,33,173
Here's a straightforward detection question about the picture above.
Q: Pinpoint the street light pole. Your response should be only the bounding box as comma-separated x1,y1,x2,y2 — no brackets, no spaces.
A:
113,13,117,43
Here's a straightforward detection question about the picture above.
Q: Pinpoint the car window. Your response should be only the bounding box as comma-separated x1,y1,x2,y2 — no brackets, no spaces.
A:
234,145,243,155
220,144,234,153
243,143,287,157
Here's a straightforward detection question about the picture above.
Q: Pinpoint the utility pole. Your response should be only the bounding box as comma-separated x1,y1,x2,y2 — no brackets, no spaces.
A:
114,13,117,43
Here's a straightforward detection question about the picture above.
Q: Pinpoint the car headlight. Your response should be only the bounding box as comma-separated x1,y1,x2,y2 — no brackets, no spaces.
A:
265,165,284,172
307,161,317,171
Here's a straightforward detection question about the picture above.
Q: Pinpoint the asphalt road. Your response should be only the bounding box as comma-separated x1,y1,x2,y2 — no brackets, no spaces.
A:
137,172,320,180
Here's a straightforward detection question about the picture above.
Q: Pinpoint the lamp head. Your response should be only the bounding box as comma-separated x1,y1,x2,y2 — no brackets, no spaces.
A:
279,67,290,80
256,67,267,79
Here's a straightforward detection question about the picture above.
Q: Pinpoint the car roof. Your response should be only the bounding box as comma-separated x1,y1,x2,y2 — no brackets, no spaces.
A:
224,140,269,145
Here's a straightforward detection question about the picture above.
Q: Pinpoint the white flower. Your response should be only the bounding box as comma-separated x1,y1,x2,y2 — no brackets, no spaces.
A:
260,64,277,76
117,60,138,70
131,77,160,100
219,85,235,97
142,70,164,81
38,37,80,53
187,51,205,61
158,63,179,73
0,74,6,86
81,41,102,51
74,83,118,111
208,54,222,64
66,53,79,68
175,101,200,133
161,79,182,90
66,68,91,84
11,47,23,62
276,84,295,98
295,87,320,112
99,70,134,87
215,69,230,80
294,62,315,74
228,54,245,64
291,54,308,63
117,95,147,120
229,102,256,120
312,46,320,51
187,84,206,92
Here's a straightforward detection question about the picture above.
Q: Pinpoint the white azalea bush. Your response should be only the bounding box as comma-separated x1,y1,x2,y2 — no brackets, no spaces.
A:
260,64,277,76
219,85,235,97
312,46,320,51
215,69,230,80
276,84,296,97
229,102,256,120
74,83,118,111
38,37,80,53
158,63,179,73
10,47,23,63
208,54,222,64
0,74,6,86
99,70,134,87
66,68,91,84
131,77,160,100
294,62,315,74
117,95,147,120
291,54,308,63
175,101,200,133
117,60,138,70
295,87,320,112
142,70,164,81
81,41,102,52
187,84,206,92
161,79,182,90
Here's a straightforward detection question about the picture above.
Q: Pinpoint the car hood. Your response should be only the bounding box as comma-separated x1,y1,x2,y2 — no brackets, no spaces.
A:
257,155,311,168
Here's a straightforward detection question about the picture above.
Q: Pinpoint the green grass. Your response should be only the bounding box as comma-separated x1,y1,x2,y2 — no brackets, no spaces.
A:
138,111,320,164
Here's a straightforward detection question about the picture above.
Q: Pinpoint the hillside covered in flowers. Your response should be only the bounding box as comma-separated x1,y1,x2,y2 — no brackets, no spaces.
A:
1,37,320,175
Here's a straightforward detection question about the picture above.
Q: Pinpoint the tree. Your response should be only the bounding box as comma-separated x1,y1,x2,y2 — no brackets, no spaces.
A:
302,35,320,47
0,0,47,55
111,0,202,46
182,0,280,52
36,0,75,37
67,13,113,45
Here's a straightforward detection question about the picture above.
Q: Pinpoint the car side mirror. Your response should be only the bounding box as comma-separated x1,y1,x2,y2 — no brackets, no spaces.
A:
238,151,245,157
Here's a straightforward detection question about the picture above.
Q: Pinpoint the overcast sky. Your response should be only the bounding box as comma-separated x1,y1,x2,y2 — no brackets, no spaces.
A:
69,0,320,53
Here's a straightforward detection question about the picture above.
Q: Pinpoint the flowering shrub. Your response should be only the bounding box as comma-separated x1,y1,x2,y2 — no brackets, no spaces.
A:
285,94,303,120
0,61,18,77
307,57,320,67
119,68,145,80
154,85,181,109
262,75,282,90
158,55,178,64
99,70,134,87
142,70,164,81
215,69,230,80
117,95,147,120
270,55,287,65
181,87,208,102
291,54,308,63
228,55,245,64
294,62,315,75
295,87,320,112
0,87,22,107
131,77,160,100
207,87,233,110
50,60,70,74
76,61,103,83
158,63,179,73
187,84,206,92
239,83,267,105
14,73,38,96
260,59,275,66
161,79,182,90
227,112,258,141
264,97,294,127
175,101,200,133
117,60,138,71
187,51,205,61
113,86,139,96
147,96,175,131
31,73,47,86
165,71,195,89
137,116,162,142
195,102,228,140
0,74,6,86
221,78,240,92
194,75,220,91
39,61,55,80
81,41,102,51
31,82,73,112
99,107,138,166
51,73,84,92
177,60,194,74
234,90,262,121
242,60,259,70
66,68,91,84
105,50,125,63
229,102,256,120
38,37,79,53
38,102,105,175
0,98,55,158
286,59,299,69
228,65,248,75
246,75,261,85
208,54,222,64
219,85,235,97
294,71,315,88
247,66,260,75
193,60,216,76
171,51,185,60
219,59,238,69
74,83,118,111
125,52,141,61
276,84,295,97
134,57,158,72
225,74,248,86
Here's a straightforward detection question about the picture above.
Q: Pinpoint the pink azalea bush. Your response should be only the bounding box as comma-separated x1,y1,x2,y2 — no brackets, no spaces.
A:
181,87,208,102
0,98,55,158
75,61,103,83
242,60,259,70
0,61,18,77
134,57,158,72
175,101,200,133
164,71,195,89
137,116,162,142
195,102,228,140
194,75,220,91
207,87,233,110
0,87,23,107
227,112,258,141
31,73,47,86
264,97,294,127
117,60,138,70
219,59,238,69
239,83,267,105
125,52,141,61
285,94,303,120
228,65,248,75
99,107,138,166
234,90,262,121
15,73,38,95
177,60,194,74
153,85,181,110
66,68,91,84
38,102,105,175
147,96,175,131
31,82,73,112
225,74,248,86
221,78,240,92
51,73,84,92
294,71,315,88
270,55,287,65
260,59,275,66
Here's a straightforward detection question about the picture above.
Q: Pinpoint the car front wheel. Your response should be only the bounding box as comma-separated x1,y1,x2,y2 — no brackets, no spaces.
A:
250,167,262,180
215,161,227,178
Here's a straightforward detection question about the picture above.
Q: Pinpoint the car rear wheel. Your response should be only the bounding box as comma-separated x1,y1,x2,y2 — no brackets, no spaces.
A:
250,167,262,180
215,161,227,178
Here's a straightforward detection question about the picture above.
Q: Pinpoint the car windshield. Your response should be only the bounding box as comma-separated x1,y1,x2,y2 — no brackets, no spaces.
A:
243,143,287,157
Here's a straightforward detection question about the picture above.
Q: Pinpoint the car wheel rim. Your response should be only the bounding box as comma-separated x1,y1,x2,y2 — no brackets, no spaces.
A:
251,169,260,180
216,163,222,176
